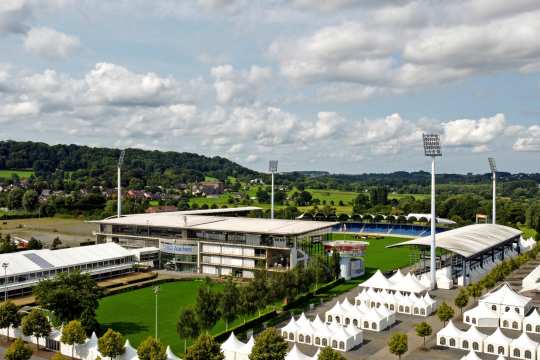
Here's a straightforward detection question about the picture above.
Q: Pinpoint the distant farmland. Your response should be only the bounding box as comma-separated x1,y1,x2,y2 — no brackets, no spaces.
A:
0,169,34,179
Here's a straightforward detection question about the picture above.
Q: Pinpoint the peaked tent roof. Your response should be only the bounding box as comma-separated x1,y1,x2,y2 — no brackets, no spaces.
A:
464,303,499,319
285,344,313,360
510,331,538,349
166,346,182,360
460,351,483,360
359,270,394,289
525,309,540,323
480,283,531,308
486,328,512,346
222,332,247,352
463,326,488,342
438,320,464,338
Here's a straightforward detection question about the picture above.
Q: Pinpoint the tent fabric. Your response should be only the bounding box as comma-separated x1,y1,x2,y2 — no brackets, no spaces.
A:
500,310,523,331
285,344,314,360
358,270,429,294
460,351,483,360
359,270,394,290
510,331,538,360
524,309,540,334
484,328,512,357
464,303,500,328
437,320,464,349
480,283,531,313
460,326,487,352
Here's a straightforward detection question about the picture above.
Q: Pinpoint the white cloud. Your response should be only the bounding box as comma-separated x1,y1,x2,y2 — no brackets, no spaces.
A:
441,114,507,147
24,27,80,59
513,125,540,152
0,100,39,116
210,64,272,105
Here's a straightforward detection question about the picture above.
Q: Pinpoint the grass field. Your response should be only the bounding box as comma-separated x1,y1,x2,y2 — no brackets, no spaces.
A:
0,169,34,179
96,280,265,355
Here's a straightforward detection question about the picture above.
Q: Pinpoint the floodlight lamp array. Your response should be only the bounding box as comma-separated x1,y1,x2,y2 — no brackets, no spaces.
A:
269,160,278,173
488,157,497,173
422,134,442,157
118,150,126,167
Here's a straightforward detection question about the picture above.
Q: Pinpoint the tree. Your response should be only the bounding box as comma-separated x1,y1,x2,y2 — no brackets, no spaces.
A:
4,339,32,360
98,329,125,360
468,283,482,300
27,237,43,250
7,188,24,210
34,271,102,332
177,308,200,352
137,336,167,360
352,193,370,213
219,278,239,330
61,320,87,359
388,333,408,360
22,190,39,212
249,327,288,360
238,284,258,322
51,236,62,249
415,322,432,349
330,251,341,280
256,188,270,203
185,334,224,360
454,288,469,315
0,301,20,339
21,308,51,351
195,278,221,333
317,346,346,360
436,302,455,326
52,354,69,360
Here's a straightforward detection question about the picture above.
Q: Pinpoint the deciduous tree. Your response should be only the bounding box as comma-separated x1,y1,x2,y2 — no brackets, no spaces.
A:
98,328,125,360
317,346,346,360
436,302,455,327
4,339,32,360
454,288,469,315
388,333,407,360
415,322,432,349
61,320,87,359
0,301,20,339
185,334,224,360
249,327,288,360
177,308,200,352
219,278,239,330
137,336,167,360
21,308,51,351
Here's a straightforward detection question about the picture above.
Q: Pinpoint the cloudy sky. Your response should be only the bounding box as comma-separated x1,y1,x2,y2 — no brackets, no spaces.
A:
1,0,540,174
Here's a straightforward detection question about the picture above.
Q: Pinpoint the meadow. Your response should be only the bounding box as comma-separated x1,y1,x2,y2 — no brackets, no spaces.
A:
0,169,34,179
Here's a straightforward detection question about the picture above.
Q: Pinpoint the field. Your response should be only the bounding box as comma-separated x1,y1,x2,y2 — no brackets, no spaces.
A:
0,217,95,247
0,169,34,179
96,280,263,355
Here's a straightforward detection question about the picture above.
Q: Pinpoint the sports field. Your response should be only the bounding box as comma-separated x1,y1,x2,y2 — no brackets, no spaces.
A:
96,280,259,355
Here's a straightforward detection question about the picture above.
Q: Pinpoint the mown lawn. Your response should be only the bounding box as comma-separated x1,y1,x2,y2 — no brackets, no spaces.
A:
96,280,265,355
0,169,34,179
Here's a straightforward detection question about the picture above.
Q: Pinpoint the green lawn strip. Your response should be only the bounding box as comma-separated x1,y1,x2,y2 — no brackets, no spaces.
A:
519,225,537,240
0,169,34,179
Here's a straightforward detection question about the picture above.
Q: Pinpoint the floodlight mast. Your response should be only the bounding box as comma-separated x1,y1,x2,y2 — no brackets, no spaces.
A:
117,150,125,218
489,157,497,225
269,160,278,219
423,134,442,290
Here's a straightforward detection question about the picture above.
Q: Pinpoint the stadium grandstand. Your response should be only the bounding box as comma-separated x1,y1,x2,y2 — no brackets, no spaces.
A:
388,224,523,287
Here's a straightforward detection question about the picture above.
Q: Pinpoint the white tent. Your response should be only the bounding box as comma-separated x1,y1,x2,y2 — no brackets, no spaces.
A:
326,301,346,324
328,323,360,351
377,304,396,326
355,289,371,306
423,293,437,311
222,332,248,360
166,346,182,360
381,290,397,311
524,309,540,334
437,320,464,349
296,313,316,345
367,288,386,309
500,309,523,331
282,317,300,342
285,344,313,360
484,328,512,357
396,295,414,315
460,351,482,360
121,340,138,360
460,326,487,353
479,283,532,316
464,303,500,328
395,273,428,294
389,269,406,284
361,308,387,332
510,331,538,360
412,296,431,317
359,270,394,290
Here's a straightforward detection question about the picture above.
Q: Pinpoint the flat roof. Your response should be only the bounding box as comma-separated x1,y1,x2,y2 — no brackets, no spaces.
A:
93,212,337,236
171,206,262,215
0,243,132,276
387,224,522,258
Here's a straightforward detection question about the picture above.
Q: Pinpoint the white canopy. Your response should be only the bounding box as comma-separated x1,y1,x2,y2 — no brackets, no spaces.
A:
438,320,464,339
486,328,512,347
359,270,394,290
327,301,346,317
282,318,300,335
463,325,487,343
510,331,538,351
222,332,247,352
297,313,316,333
312,315,325,329
122,340,138,360
389,269,406,284
464,303,500,328
395,273,428,294
285,344,313,360
480,283,531,309
166,346,182,360
460,351,482,360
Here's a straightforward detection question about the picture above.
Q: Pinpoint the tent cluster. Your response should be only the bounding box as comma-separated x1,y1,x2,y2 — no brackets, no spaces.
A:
0,326,180,360
438,320,540,359
356,270,437,317
325,298,396,332
222,333,321,360
359,270,430,294
281,313,362,352
464,283,534,330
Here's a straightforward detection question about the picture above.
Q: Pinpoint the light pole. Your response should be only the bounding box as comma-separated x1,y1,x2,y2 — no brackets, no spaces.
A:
153,285,160,339
488,157,497,225
117,150,125,218
2,262,8,302
423,134,442,290
269,160,278,219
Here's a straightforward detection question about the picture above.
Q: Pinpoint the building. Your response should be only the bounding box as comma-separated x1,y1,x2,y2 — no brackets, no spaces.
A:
389,224,523,287
191,181,224,196
0,243,136,299
92,208,337,278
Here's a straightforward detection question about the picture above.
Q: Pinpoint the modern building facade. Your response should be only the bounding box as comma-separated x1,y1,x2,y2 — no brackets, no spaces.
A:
92,209,337,278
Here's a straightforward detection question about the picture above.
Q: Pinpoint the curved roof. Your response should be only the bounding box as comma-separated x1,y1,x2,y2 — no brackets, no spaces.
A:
388,224,522,258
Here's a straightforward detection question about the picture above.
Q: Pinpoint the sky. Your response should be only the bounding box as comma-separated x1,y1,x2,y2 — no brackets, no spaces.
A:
1,0,540,174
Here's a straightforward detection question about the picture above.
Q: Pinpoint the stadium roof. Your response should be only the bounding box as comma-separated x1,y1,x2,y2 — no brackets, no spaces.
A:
0,243,132,276
168,207,262,215
93,212,337,236
387,224,522,258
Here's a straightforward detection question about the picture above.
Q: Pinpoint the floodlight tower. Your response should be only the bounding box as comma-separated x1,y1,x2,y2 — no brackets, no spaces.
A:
423,134,442,290
117,150,125,218
269,160,278,219
488,157,497,224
